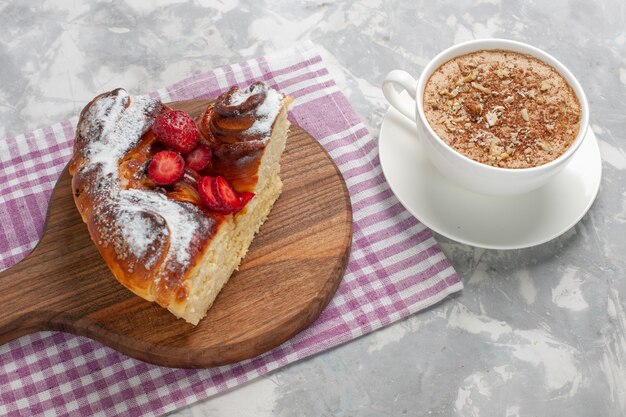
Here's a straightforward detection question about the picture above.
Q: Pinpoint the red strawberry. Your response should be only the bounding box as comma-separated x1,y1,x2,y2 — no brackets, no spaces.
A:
239,192,255,207
151,110,199,154
185,146,212,171
214,176,242,212
198,176,223,212
198,176,255,214
147,150,185,185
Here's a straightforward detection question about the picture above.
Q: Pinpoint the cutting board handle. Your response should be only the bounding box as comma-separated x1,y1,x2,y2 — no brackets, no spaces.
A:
0,166,83,343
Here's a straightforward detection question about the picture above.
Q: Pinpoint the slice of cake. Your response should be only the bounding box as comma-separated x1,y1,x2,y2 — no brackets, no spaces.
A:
69,82,292,325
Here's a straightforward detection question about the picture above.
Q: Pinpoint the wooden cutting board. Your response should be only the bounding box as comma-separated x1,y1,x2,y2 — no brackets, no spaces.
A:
0,99,352,368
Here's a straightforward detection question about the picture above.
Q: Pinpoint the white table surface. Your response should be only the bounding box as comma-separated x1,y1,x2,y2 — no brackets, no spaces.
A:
1,1,625,416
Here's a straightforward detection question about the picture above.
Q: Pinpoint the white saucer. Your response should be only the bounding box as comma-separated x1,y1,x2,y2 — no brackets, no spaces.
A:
378,106,602,250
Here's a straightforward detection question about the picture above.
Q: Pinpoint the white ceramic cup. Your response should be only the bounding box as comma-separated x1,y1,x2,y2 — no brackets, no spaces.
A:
382,39,589,196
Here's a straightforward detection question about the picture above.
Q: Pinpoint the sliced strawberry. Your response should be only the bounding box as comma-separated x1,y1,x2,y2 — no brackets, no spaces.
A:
198,176,254,214
239,192,255,207
198,176,224,212
185,146,212,171
151,110,199,154
147,150,185,185
213,176,241,211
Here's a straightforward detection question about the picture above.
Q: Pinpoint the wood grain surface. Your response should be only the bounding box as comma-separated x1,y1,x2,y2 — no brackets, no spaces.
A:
0,99,352,368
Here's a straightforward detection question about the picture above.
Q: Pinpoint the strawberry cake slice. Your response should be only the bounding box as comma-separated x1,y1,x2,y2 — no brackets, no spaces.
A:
69,82,292,325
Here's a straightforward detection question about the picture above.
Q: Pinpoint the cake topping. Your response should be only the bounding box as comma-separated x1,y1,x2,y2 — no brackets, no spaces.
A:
147,150,185,185
198,176,254,214
75,90,158,177
197,176,223,212
194,82,287,193
238,191,255,207
152,109,200,154
114,209,164,265
210,82,283,143
185,146,212,172
119,189,207,267
216,82,267,116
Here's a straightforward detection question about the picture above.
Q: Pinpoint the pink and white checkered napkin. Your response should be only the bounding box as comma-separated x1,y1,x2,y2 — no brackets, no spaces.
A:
0,44,462,416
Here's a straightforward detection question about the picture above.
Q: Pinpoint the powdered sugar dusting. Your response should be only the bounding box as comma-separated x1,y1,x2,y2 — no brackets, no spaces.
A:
78,91,158,176
246,88,282,138
227,82,265,107
121,189,208,267
116,209,164,261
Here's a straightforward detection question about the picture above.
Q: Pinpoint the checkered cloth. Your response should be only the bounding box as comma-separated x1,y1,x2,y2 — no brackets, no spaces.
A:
0,43,462,416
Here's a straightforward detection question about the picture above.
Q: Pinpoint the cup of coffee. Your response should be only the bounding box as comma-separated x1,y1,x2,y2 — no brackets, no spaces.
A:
382,39,589,195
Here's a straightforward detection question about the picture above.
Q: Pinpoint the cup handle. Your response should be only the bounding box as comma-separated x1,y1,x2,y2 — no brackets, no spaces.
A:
382,70,418,122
